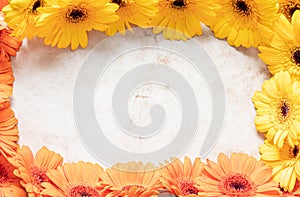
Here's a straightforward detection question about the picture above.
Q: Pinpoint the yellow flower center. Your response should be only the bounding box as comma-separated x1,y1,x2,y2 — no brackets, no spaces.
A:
65,7,88,24
0,164,8,184
233,0,251,16
172,0,186,8
279,1,300,22
30,166,49,185
69,185,100,197
111,0,126,7
292,48,300,65
179,179,199,195
219,173,253,195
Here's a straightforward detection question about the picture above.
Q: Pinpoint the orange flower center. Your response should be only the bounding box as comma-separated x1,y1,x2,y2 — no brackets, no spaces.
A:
69,185,100,197
219,173,254,196
122,184,145,191
179,179,199,195
0,164,8,184
30,166,49,185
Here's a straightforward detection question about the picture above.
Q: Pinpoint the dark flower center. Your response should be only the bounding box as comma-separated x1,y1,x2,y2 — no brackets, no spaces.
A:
281,102,290,118
220,174,253,195
179,180,199,195
70,10,84,20
111,0,122,5
30,166,49,185
293,49,300,65
229,181,246,190
293,146,299,157
279,2,300,21
289,7,299,18
234,0,250,15
172,0,185,8
0,164,8,184
31,0,42,13
66,7,87,23
69,185,100,197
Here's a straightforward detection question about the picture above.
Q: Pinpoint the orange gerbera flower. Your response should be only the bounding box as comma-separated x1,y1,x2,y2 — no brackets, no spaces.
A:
0,12,22,61
0,84,12,108
0,0,8,11
41,161,104,197
160,157,203,196
0,61,14,86
11,146,63,197
100,161,161,197
0,153,26,196
196,153,280,196
0,102,19,157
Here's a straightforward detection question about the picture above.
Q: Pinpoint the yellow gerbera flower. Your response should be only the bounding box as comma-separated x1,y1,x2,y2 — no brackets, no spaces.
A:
278,0,300,22
210,0,279,48
3,0,47,39
35,0,119,50
99,161,161,196
105,0,158,36
260,139,300,192
293,10,300,39
252,71,300,148
259,14,300,79
151,0,218,41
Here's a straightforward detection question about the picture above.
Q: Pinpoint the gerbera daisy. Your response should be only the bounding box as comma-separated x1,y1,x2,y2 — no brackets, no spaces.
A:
210,0,279,48
99,161,161,197
2,0,47,39
159,157,203,196
0,61,14,86
0,84,12,108
105,0,157,36
0,0,8,11
259,14,300,79
293,10,300,38
41,161,104,197
252,71,300,148
260,139,300,192
0,12,22,61
196,153,280,196
11,146,63,197
278,0,300,22
0,102,19,157
151,0,218,41
0,153,26,196
35,0,119,50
